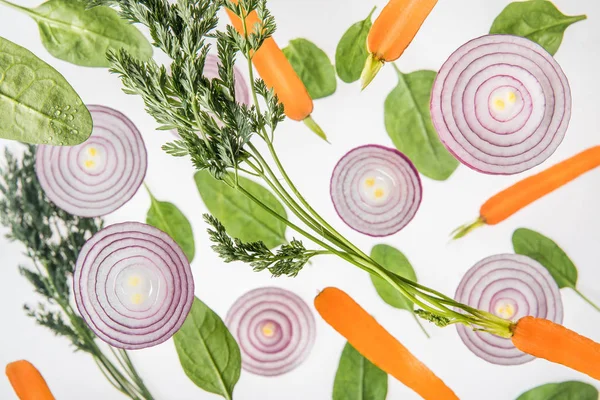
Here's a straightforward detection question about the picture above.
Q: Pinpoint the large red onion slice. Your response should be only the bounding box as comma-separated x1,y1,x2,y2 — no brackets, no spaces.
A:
74,222,194,350
455,254,563,365
431,35,571,175
36,105,147,217
225,287,316,376
330,145,422,237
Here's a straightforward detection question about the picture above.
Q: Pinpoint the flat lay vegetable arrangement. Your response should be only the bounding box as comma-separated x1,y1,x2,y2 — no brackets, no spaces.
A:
0,0,598,399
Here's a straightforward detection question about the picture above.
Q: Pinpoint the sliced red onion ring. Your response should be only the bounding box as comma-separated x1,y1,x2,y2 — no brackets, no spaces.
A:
455,254,563,365
225,287,316,376
431,35,571,175
330,145,422,237
171,54,250,137
36,105,147,217
74,222,194,350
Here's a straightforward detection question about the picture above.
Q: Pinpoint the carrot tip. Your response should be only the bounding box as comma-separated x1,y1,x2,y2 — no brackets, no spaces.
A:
450,217,485,240
303,116,328,142
360,53,384,90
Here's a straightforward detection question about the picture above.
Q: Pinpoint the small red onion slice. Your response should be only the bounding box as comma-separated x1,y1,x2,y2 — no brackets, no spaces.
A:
330,145,422,237
36,105,147,217
431,35,572,175
74,222,194,350
171,54,250,137
225,287,316,376
455,254,563,365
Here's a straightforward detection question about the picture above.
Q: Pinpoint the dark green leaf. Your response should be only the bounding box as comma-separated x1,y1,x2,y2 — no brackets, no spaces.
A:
283,38,336,99
146,186,195,262
195,170,287,249
333,342,388,400
1,0,153,67
370,244,417,312
490,0,586,56
335,7,375,83
0,36,92,145
516,381,598,400
384,67,458,181
512,228,577,289
174,297,241,400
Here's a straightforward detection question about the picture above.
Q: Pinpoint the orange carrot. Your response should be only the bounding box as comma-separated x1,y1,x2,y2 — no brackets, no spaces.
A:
453,146,600,239
512,316,600,380
361,0,438,89
314,287,458,400
226,5,326,140
6,360,55,400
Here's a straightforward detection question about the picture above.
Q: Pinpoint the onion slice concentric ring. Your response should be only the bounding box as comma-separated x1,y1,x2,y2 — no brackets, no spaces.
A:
225,287,316,376
454,253,563,365
431,34,572,175
74,222,194,350
36,105,147,217
330,144,422,237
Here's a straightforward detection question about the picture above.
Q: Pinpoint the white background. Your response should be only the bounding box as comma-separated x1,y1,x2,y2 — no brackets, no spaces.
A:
1,0,599,399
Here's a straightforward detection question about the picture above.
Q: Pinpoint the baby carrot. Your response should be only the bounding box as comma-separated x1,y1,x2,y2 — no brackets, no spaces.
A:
512,316,600,380
453,146,600,239
361,0,438,89
314,287,458,400
226,5,326,140
6,360,55,400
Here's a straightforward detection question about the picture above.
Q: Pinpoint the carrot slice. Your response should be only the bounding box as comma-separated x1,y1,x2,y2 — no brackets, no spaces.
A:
6,360,55,400
314,287,458,400
512,316,600,380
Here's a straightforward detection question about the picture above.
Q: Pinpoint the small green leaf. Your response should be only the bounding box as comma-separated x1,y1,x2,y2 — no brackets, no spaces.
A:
195,171,287,249
516,381,598,400
335,7,375,83
0,36,92,145
370,244,417,312
283,38,336,99
512,228,600,311
490,0,586,56
0,0,153,67
512,228,577,289
174,297,241,400
384,67,458,181
333,342,388,400
145,186,195,262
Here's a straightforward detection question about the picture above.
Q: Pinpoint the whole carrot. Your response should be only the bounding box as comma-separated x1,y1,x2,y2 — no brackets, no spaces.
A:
512,316,600,380
6,360,55,400
453,146,600,239
314,287,458,400
226,4,326,140
361,0,438,89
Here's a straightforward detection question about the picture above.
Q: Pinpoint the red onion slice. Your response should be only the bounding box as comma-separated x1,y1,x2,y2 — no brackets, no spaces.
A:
330,145,422,237
74,222,194,350
225,287,316,376
171,54,250,137
455,254,563,365
36,105,147,217
431,35,572,175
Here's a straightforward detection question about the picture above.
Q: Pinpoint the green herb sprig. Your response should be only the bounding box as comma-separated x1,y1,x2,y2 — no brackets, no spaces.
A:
0,145,154,400
93,0,516,339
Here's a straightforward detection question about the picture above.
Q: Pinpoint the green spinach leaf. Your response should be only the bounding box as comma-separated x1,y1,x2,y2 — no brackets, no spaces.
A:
283,38,336,99
0,0,152,67
490,0,586,56
384,66,458,181
145,186,195,262
335,7,375,83
174,297,241,400
512,228,600,311
333,342,388,400
0,36,92,145
516,381,598,400
195,170,287,249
